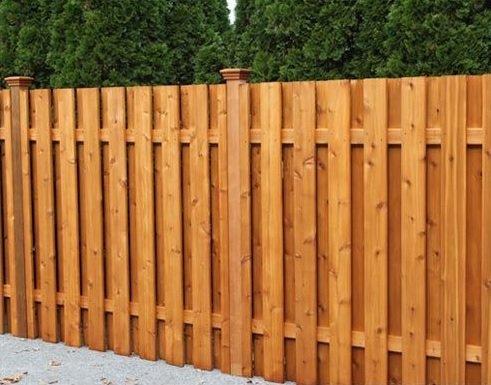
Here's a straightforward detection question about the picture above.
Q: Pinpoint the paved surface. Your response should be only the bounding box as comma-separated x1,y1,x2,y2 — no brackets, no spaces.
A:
0,335,291,385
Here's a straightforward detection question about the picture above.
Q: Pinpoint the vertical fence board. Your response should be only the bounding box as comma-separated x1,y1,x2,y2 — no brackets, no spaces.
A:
130,87,157,360
19,86,35,338
155,86,185,366
483,74,491,385
0,92,6,334
33,90,57,342
325,80,352,385
79,89,105,351
363,78,388,385
426,76,445,385
260,82,284,383
238,83,253,376
189,85,213,370
441,76,467,385
223,76,253,378
292,81,317,385
218,83,231,375
4,86,28,337
401,77,426,384
104,87,130,355
56,89,81,347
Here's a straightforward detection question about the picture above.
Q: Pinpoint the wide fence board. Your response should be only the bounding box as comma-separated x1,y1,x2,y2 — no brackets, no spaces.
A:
56,89,81,347
156,85,185,366
292,81,317,385
325,80,352,385
130,87,157,361
32,90,58,343
363,79,389,385
400,77,426,384
260,82,284,383
442,76,467,385
0,74,489,385
79,88,105,351
188,85,213,370
104,87,131,356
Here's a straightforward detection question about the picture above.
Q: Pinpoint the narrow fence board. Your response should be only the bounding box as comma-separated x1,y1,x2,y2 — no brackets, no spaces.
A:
155,86,185,366
260,82,284,383
33,90,57,342
441,76,467,385
292,81,317,385
401,77,426,384
56,89,81,347
218,84,232,374
483,74,491,385
19,86,36,339
130,87,157,361
104,87,131,355
363,78,388,385
325,80,352,385
0,92,6,334
4,87,28,337
189,85,213,370
79,89,105,351
238,83,252,376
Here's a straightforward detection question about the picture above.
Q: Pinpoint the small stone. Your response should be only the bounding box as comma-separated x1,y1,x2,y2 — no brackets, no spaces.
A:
0,372,28,384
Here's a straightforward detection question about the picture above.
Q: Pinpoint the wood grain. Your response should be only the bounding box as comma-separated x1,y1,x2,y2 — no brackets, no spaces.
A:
363,79,388,385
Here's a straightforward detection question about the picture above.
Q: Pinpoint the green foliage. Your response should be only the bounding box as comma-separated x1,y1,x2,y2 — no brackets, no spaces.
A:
0,0,230,87
1,0,490,86
48,0,174,87
347,0,395,78
382,0,491,76
0,0,52,85
233,0,491,82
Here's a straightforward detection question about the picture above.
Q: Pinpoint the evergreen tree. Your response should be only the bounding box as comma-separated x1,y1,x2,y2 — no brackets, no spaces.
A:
233,0,358,81
193,0,232,84
293,0,357,80
382,0,491,76
48,0,174,87
0,0,52,86
232,0,491,81
166,0,230,84
347,0,395,78
232,0,262,73
0,0,231,87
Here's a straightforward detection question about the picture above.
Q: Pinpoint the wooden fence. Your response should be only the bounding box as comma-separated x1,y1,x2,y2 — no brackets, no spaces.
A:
0,71,490,385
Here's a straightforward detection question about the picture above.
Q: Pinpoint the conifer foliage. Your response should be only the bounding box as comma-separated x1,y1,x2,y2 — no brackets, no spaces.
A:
0,0,231,87
233,0,491,81
0,0,490,86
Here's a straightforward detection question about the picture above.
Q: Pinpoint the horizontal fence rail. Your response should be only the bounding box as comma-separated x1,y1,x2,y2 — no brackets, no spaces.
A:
0,72,490,385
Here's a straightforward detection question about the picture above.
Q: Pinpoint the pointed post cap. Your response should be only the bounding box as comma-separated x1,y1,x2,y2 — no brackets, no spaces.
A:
4,76,34,88
220,68,251,82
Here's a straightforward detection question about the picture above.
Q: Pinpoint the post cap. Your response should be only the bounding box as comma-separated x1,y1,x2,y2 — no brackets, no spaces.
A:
220,68,251,82
4,76,34,88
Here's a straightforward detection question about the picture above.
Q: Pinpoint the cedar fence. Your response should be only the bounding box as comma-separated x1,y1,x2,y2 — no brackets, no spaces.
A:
0,71,490,385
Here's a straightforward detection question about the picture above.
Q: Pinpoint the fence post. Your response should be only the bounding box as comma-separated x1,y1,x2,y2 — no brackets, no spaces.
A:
4,76,33,337
220,68,252,376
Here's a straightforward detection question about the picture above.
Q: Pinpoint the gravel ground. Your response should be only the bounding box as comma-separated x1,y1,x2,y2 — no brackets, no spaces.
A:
0,335,292,385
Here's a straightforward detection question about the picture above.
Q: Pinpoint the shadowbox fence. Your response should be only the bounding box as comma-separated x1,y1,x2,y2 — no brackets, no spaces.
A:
0,71,490,385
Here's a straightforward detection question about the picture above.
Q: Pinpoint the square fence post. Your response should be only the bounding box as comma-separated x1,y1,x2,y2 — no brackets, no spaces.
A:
220,68,253,377
3,76,33,337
